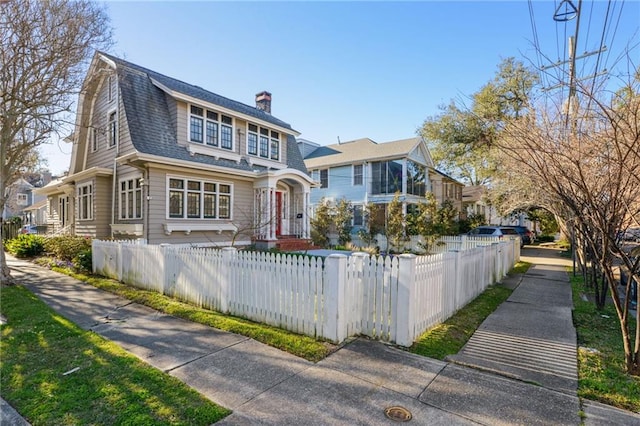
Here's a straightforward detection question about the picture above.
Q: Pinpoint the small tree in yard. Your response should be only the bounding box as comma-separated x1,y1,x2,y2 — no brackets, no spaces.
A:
357,202,382,248
333,198,352,246
310,198,332,248
0,0,112,285
385,193,406,253
495,66,640,375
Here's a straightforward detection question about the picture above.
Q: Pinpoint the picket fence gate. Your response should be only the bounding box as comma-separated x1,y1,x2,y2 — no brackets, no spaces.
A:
93,236,519,346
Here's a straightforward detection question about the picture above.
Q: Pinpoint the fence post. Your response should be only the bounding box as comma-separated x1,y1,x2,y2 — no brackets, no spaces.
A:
159,244,171,295
323,254,348,343
220,247,237,314
117,241,123,281
396,254,417,347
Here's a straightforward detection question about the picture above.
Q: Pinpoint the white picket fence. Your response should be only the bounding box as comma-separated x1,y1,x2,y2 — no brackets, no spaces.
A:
93,236,519,346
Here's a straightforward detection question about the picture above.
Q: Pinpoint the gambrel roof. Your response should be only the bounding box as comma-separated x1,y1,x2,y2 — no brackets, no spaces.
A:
90,52,307,174
304,137,434,169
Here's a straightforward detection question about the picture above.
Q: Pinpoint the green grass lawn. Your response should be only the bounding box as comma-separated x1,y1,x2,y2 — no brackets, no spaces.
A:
409,283,514,360
35,258,334,363
571,274,640,412
0,285,230,425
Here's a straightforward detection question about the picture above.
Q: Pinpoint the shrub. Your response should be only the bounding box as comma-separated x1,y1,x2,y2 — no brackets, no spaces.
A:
5,234,45,258
73,249,93,272
43,235,92,261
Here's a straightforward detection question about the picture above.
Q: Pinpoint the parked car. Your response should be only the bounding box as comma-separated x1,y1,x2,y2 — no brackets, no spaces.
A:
512,225,534,245
467,225,524,248
621,228,640,242
21,224,38,234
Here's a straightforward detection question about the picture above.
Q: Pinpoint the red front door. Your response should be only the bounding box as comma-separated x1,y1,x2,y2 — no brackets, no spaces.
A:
275,191,282,236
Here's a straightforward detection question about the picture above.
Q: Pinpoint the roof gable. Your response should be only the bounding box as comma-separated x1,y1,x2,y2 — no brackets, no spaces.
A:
303,137,433,169
99,52,294,131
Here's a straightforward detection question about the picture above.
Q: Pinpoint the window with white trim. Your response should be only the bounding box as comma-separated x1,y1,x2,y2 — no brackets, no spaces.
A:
120,178,142,219
247,124,280,160
108,111,117,148
320,169,328,188
91,127,98,152
77,183,93,220
108,75,114,102
353,164,363,186
168,177,232,219
189,105,233,150
16,193,28,206
353,204,364,226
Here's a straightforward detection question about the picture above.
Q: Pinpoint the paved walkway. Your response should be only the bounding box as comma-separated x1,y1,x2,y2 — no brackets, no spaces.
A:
2,248,640,425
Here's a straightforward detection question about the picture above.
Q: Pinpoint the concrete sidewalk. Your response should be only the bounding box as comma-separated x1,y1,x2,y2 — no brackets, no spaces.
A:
2,249,640,425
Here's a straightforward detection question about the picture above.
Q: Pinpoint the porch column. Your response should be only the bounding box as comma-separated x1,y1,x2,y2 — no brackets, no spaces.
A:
270,188,276,240
303,190,310,238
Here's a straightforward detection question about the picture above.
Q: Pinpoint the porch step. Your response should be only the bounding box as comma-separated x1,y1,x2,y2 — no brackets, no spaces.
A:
275,238,318,252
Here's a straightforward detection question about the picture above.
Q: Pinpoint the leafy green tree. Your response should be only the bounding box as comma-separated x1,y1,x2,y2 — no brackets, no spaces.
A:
357,202,382,248
385,193,406,253
420,58,538,186
310,198,332,248
333,198,353,246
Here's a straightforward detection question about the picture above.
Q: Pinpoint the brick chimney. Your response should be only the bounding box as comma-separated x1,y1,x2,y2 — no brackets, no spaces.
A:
255,91,272,114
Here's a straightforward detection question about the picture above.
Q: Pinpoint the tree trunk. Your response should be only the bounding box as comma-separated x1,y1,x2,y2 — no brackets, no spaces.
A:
0,240,14,286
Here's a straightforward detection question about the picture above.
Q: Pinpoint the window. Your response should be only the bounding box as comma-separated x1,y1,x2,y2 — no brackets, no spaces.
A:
168,177,232,219
91,127,98,152
189,105,233,150
108,75,114,102
353,205,364,226
108,111,117,148
406,160,426,196
320,169,328,188
353,164,363,186
371,160,402,195
120,178,142,219
270,131,279,160
77,183,93,220
247,124,280,160
247,124,258,155
16,193,28,206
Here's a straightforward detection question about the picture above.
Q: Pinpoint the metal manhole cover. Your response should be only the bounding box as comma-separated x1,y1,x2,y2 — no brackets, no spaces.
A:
384,406,412,422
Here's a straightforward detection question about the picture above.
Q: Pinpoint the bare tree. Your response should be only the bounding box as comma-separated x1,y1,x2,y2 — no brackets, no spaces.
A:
495,67,640,374
0,0,112,284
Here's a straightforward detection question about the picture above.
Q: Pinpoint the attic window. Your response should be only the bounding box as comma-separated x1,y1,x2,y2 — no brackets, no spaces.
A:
247,124,280,161
189,104,233,151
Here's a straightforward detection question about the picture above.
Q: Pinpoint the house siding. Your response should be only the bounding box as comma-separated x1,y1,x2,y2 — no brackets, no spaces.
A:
309,164,369,205
74,176,111,238
86,71,127,169
145,166,254,245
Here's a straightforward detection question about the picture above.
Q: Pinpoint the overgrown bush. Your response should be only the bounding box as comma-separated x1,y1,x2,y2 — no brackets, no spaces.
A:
73,249,93,272
43,235,92,261
5,234,45,258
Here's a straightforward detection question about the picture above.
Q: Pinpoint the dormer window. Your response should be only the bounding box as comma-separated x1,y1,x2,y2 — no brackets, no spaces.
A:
189,105,233,151
108,111,117,148
247,123,280,161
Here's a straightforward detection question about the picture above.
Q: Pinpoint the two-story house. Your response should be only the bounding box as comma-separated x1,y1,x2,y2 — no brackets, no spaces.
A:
301,137,463,229
36,52,315,248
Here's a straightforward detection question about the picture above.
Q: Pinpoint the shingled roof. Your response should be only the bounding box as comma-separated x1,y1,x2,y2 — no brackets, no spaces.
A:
304,137,422,169
99,52,307,174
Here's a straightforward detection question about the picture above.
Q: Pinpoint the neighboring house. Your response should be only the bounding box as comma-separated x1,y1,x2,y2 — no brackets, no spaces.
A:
462,185,489,220
429,169,464,215
301,137,462,230
2,173,52,224
2,178,34,221
35,52,315,247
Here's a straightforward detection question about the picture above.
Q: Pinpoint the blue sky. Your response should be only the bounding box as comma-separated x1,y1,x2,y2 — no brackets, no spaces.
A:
42,0,640,174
